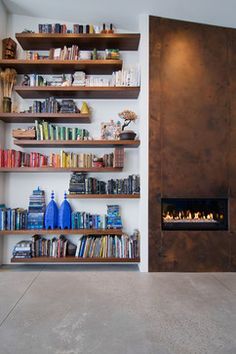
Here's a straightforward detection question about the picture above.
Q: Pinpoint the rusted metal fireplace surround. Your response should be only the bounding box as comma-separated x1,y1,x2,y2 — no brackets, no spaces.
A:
149,16,236,271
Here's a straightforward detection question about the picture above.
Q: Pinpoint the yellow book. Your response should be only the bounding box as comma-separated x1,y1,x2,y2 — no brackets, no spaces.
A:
60,150,66,168
66,153,71,168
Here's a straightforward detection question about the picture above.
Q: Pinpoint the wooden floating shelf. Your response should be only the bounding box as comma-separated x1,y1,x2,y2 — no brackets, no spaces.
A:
0,229,123,235
11,257,140,263
0,167,123,173
0,59,122,75
14,86,140,99
0,113,90,124
68,194,140,199
14,139,140,148
15,33,140,51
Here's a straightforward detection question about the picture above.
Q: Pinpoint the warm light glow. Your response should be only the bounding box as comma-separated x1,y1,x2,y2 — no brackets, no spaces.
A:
163,211,223,223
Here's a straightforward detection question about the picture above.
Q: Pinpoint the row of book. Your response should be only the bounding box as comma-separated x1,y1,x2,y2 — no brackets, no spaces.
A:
12,235,76,258
0,150,33,168
32,235,76,257
12,232,140,259
69,173,140,194
28,98,79,114
75,232,139,258
31,98,59,113
0,200,122,231
38,23,101,34
39,23,68,34
71,213,122,230
51,46,79,61
72,213,106,230
0,208,28,231
35,120,89,141
24,70,139,87
0,150,118,168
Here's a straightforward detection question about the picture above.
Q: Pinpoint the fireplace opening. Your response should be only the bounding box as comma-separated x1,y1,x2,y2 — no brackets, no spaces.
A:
161,198,228,231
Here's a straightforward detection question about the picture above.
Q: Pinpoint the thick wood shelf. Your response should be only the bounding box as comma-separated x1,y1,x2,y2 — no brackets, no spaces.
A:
0,59,122,75
0,113,90,124
14,86,140,99
0,167,123,173
11,257,140,263
14,139,140,148
0,229,123,235
68,194,140,199
15,33,140,51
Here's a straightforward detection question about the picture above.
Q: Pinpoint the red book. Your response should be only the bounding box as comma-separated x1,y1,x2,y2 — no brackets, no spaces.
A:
0,149,3,167
15,151,21,167
4,150,8,167
11,150,16,167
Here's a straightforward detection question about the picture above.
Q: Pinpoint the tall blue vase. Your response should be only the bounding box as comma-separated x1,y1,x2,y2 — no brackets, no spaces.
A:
45,191,59,229
58,193,72,229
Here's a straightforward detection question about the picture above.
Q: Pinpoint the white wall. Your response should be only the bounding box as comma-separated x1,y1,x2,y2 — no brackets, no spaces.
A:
0,0,7,265
1,13,148,268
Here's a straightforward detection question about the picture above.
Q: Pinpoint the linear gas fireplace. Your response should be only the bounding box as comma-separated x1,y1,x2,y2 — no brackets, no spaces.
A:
162,198,228,231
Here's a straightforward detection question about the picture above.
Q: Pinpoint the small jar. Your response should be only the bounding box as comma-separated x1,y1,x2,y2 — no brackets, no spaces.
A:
3,97,12,113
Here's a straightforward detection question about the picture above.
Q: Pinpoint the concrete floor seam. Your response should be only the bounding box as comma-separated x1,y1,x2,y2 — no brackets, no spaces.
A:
212,274,236,296
0,268,44,328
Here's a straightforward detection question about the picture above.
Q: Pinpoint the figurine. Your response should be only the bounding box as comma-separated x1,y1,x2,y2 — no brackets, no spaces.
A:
58,193,72,229
21,75,30,86
80,101,89,114
45,191,59,229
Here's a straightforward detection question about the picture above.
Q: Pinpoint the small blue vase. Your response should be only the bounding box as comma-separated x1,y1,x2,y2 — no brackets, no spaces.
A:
58,193,72,229
45,191,59,230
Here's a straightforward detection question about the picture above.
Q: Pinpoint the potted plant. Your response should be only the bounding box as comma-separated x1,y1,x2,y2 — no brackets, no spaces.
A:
118,110,137,140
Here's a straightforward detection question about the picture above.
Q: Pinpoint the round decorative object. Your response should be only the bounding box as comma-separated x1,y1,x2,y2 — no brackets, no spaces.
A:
45,191,59,230
58,193,72,229
119,130,136,140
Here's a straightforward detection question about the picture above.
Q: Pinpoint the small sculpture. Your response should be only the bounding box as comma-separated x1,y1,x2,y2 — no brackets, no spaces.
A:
58,193,72,229
80,101,90,114
45,191,59,230
22,75,30,86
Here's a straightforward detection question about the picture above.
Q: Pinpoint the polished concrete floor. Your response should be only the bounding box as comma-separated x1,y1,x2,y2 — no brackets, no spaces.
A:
0,266,235,354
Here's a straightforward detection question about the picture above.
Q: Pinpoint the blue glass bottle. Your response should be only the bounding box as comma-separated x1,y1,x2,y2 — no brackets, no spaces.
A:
45,191,59,230
58,193,72,229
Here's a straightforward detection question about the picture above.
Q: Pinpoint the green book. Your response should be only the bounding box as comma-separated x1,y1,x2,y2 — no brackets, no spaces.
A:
39,122,44,140
71,128,76,140
42,121,49,140
55,126,60,140
35,120,40,140
60,126,65,141
65,127,69,141
49,124,54,141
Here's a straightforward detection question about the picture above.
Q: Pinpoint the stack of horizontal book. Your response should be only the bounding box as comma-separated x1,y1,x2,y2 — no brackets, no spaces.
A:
12,240,32,259
27,188,46,230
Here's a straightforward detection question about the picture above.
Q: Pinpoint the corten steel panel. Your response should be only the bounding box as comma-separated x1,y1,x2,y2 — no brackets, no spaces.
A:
228,29,236,269
149,16,233,272
149,17,162,272
155,231,231,272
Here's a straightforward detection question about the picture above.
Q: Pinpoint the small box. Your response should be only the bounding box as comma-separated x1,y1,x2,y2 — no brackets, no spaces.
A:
12,129,36,140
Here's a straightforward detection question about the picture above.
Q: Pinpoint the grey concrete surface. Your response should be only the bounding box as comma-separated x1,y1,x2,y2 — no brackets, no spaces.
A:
0,267,235,354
